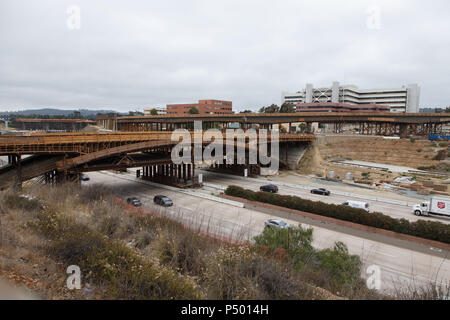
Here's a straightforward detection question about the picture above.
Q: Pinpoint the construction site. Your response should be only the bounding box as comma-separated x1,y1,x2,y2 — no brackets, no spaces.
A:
293,134,450,197
1,112,450,301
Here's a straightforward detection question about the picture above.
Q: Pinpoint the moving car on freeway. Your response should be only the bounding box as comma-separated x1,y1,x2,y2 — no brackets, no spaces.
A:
264,219,290,230
80,174,90,181
126,197,142,207
153,195,173,207
342,200,369,212
260,184,279,193
310,188,331,196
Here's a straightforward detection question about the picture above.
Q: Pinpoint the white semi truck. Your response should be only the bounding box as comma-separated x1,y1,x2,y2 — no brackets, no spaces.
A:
413,197,450,217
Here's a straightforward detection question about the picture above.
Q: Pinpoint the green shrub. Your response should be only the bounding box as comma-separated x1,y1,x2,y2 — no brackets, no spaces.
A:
252,226,363,294
316,242,362,291
225,186,450,244
254,225,314,265
79,184,112,203
3,194,42,212
35,210,201,299
203,246,313,299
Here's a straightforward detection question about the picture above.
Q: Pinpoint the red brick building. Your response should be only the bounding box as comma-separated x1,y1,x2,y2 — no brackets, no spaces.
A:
166,99,232,115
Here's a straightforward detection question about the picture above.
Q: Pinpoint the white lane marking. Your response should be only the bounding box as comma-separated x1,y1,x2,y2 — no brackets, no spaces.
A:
375,251,397,259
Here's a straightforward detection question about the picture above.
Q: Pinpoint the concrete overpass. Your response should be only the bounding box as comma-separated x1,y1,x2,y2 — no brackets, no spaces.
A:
14,118,96,131
0,131,314,190
98,112,450,137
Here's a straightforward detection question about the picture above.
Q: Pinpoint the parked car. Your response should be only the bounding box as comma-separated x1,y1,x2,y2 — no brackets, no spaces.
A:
80,174,90,181
342,200,369,212
260,184,279,193
310,188,330,196
126,197,142,207
264,219,290,230
153,195,173,207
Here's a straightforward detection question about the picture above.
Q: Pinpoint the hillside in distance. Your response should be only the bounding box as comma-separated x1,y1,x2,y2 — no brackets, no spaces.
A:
0,108,127,117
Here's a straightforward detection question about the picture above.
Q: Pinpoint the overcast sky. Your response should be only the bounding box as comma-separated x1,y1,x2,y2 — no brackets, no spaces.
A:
1,0,449,112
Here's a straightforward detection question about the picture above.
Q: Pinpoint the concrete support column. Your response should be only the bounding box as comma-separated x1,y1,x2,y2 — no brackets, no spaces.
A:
15,155,22,191
187,164,192,180
399,124,408,139
8,155,16,165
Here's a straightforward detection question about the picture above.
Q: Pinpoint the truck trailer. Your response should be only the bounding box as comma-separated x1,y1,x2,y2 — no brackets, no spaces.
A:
413,196,450,217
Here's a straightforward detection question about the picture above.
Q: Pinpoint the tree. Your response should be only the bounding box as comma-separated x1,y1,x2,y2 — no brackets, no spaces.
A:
279,102,295,113
254,225,315,265
297,123,307,133
150,108,158,115
316,242,362,290
188,107,199,114
239,110,253,114
259,104,279,113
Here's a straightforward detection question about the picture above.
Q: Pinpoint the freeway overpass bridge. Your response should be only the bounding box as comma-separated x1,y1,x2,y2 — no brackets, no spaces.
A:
0,131,314,190
14,118,96,131
98,112,450,137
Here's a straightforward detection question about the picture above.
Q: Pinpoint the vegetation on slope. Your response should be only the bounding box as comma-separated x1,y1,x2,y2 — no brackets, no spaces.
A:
1,183,448,300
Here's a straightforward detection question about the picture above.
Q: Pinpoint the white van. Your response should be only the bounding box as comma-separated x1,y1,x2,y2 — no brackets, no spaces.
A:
342,200,370,212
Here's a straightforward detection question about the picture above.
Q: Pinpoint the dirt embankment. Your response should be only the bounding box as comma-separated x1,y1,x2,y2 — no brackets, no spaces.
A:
316,136,445,169
294,136,450,196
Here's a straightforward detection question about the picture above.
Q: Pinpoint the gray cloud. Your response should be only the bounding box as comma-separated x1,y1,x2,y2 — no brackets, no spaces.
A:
1,0,449,112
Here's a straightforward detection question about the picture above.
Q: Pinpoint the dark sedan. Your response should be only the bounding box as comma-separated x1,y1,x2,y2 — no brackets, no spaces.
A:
310,188,331,196
126,197,142,207
260,184,279,193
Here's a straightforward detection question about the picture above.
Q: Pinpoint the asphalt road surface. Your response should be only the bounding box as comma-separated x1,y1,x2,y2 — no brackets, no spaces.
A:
84,171,450,296
198,170,450,225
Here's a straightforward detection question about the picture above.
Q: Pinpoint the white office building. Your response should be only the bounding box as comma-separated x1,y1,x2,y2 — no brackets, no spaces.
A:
144,107,167,115
282,82,421,113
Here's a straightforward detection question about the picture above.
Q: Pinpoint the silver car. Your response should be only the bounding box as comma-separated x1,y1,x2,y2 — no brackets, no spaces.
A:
264,219,290,230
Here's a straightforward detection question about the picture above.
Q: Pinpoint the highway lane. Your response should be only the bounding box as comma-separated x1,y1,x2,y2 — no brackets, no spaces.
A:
197,170,450,225
84,171,450,295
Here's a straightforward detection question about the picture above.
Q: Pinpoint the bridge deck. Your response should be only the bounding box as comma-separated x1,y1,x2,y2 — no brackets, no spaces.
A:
111,112,450,124
0,132,315,155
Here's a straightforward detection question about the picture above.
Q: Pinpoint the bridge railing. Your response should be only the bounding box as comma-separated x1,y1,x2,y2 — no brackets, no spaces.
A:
0,132,315,155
